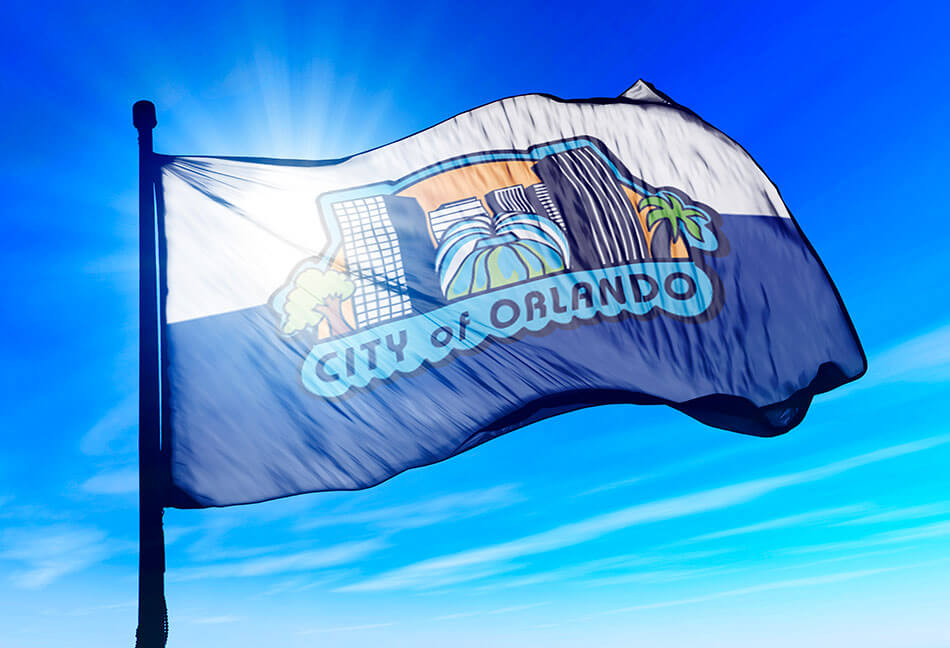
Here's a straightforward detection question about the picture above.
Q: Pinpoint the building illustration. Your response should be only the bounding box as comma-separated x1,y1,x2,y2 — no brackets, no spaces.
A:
524,183,567,233
330,196,414,328
273,137,713,339
427,197,494,244
532,146,648,269
484,184,534,216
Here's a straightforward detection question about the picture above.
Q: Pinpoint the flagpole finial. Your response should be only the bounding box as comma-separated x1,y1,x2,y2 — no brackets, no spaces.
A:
133,100,157,130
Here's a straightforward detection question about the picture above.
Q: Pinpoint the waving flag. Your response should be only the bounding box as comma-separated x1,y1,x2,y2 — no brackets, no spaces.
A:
155,81,865,508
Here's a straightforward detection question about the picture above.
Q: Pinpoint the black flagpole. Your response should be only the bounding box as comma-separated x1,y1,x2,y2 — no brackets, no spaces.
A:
133,100,168,648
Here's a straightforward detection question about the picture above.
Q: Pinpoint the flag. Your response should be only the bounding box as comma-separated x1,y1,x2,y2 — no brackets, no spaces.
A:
156,81,865,508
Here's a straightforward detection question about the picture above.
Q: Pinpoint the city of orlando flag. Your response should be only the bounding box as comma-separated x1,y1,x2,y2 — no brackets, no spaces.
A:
156,81,865,507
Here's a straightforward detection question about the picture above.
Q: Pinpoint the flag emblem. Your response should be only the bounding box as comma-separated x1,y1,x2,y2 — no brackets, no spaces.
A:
270,137,727,398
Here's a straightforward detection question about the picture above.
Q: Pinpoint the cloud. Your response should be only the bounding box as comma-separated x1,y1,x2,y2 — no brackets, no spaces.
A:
338,435,949,593
671,504,871,545
163,525,202,546
170,496,323,560
191,616,241,625
257,573,352,597
773,548,908,573
0,525,127,589
584,566,737,587
784,519,950,556
65,600,137,616
80,393,137,456
474,549,731,592
81,466,138,495
820,322,950,400
433,602,549,621
577,446,742,497
595,567,900,615
831,502,950,527
576,475,648,497
167,539,385,582
298,623,394,635
297,484,523,532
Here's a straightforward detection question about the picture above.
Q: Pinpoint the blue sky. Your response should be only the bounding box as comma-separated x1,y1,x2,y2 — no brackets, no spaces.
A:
2,1,950,646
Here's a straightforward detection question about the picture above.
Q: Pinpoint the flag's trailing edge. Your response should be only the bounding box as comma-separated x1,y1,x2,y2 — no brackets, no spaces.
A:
157,81,865,508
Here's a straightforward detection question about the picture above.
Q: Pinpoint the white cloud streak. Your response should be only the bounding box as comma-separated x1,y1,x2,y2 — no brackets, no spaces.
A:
831,502,950,527
297,484,522,532
433,602,549,621
784,519,950,556
81,466,138,495
577,446,743,497
64,600,137,616
338,435,949,593
80,393,137,456
191,616,241,625
474,549,730,592
671,504,871,545
298,623,394,635
595,567,899,615
167,539,384,582
584,566,737,587
0,525,128,588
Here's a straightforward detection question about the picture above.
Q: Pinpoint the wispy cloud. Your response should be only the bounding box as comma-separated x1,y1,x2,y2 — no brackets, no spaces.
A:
338,435,949,593
820,322,950,400
167,539,384,582
831,502,950,526
257,574,351,598
191,616,241,625
576,475,647,497
773,547,909,573
584,566,737,587
64,600,136,617
670,504,870,545
784,519,950,555
474,549,731,592
80,393,137,456
297,484,522,532
184,538,311,563
163,525,203,546
81,466,138,495
0,525,129,588
577,446,743,497
594,567,900,615
298,623,394,635
433,602,549,621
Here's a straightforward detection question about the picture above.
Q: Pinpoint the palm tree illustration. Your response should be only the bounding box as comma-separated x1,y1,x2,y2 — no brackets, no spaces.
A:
638,192,706,258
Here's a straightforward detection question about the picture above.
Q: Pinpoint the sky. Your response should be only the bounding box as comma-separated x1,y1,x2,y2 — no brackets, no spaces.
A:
1,1,950,646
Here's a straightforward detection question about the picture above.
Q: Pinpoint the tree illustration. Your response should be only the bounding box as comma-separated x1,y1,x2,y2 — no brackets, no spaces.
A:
281,268,355,336
638,192,706,258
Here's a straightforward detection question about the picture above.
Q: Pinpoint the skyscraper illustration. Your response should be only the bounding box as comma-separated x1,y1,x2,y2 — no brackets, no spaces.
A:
485,184,534,216
427,197,493,243
331,196,413,327
532,146,647,269
525,183,567,232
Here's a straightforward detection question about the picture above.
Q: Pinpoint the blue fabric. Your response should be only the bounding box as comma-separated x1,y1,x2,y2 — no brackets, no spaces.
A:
163,212,864,507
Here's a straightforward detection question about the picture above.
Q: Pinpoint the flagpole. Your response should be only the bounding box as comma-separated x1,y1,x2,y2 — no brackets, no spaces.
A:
134,100,168,648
